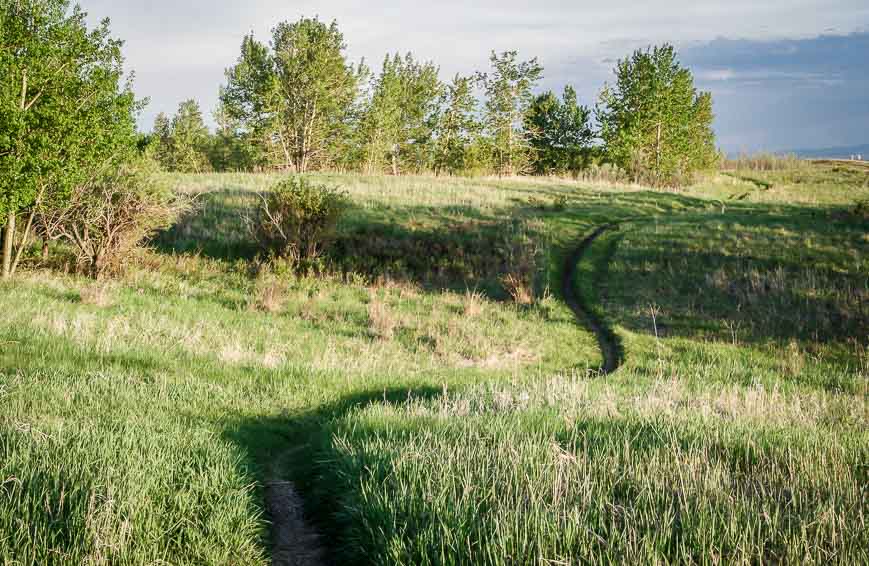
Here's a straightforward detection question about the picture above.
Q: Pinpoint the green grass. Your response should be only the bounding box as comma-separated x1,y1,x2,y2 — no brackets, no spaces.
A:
1,165,867,564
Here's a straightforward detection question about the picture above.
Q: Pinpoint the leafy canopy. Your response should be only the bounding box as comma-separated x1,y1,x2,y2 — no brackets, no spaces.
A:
596,44,717,185
150,99,212,173
525,86,593,175
360,52,443,175
432,74,480,175
221,17,361,172
0,0,139,220
477,51,543,176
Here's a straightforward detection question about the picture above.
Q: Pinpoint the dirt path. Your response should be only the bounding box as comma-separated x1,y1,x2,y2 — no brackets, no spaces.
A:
259,224,622,564
264,450,326,566
562,224,622,374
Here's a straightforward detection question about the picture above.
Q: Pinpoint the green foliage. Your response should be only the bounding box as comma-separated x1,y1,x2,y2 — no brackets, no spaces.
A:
597,44,718,186
477,51,544,176
525,86,594,176
210,23,720,181
207,102,259,172
221,18,361,172
254,177,349,260
432,74,481,175
360,53,443,175
149,99,212,173
0,0,139,275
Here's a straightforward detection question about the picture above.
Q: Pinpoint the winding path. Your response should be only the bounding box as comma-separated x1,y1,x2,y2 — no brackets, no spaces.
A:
262,225,623,564
561,224,623,375
264,450,325,566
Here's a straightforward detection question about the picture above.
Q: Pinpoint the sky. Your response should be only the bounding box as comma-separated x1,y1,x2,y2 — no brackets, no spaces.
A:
78,0,869,153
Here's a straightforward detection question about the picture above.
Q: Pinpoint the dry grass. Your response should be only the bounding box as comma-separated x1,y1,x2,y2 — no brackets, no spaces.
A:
367,291,398,340
722,152,809,172
78,281,115,308
501,273,534,305
462,289,485,318
250,274,288,314
394,373,868,429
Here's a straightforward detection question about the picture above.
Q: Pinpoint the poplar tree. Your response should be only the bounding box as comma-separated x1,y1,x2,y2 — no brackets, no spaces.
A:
169,99,211,173
477,51,543,176
0,0,139,278
525,86,593,175
596,44,717,186
432,74,480,175
361,53,442,175
209,102,257,172
148,101,212,173
221,17,361,172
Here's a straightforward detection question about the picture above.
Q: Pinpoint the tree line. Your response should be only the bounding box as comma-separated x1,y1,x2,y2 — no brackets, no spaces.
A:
145,16,718,183
1,2,718,280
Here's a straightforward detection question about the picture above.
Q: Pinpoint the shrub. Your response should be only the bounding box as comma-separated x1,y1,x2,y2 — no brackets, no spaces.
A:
39,157,186,278
498,219,547,305
253,177,348,261
501,273,533,305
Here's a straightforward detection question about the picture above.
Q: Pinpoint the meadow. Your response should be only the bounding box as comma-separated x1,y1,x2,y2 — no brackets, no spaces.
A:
1,162,867,564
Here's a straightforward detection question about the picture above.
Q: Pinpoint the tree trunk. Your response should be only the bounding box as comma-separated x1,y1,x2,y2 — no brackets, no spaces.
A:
91,250,105,280
655,122,662,185
2,212,15,279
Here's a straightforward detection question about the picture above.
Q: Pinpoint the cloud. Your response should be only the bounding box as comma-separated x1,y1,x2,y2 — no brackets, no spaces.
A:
699,69,736,81
682,33,869,151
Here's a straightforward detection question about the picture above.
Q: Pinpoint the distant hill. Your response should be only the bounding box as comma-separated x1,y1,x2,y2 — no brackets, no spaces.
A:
786,144,869,159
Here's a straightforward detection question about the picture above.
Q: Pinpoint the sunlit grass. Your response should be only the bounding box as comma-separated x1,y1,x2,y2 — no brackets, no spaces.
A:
2,163,867,563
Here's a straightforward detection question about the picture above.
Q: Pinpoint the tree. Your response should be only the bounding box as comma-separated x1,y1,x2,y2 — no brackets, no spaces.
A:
477,51,543,177
149,102,211,172
169,99,211,173
147,101,212,173
150,111,173,166
596,44,717,186
525,86,593,176
0,0,139,278
432,74,480,176
208,102,258,172
221,17,361,172
360,53,442,175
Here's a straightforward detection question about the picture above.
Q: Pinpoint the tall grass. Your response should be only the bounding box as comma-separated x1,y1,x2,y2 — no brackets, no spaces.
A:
2,164,867,563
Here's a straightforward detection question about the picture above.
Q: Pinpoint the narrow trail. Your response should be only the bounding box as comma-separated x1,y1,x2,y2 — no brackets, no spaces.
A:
264,449,325,566
260,224,623,564
562,224,623,375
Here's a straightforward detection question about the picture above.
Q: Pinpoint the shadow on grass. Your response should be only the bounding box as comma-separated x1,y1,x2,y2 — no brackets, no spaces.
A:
592,209,868,373
147,180,866,368
151,189,260,261
226,386,444,564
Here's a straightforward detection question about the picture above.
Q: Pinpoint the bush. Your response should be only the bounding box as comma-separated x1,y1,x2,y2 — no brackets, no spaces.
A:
39,157,186,278
253,177,348,261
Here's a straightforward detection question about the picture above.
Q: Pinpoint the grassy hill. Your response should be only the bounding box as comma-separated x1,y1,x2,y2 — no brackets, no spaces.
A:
1,164,867,564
